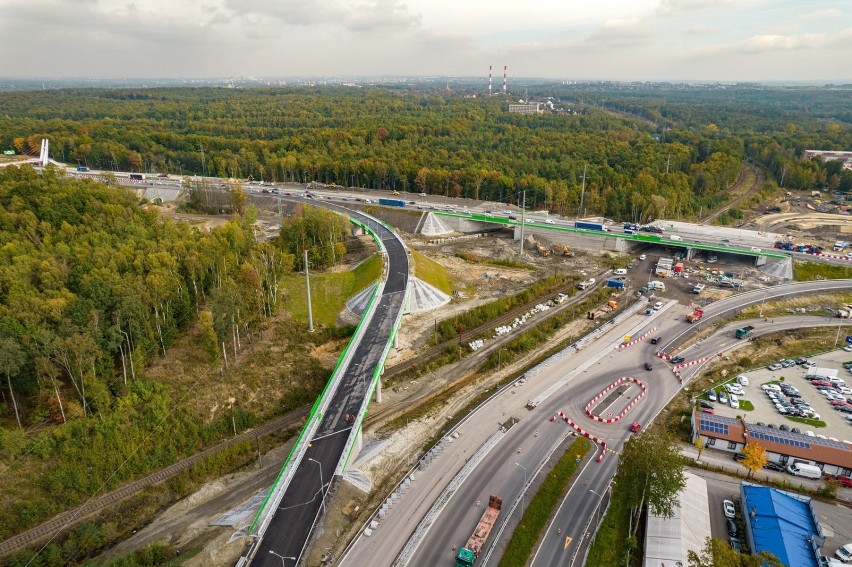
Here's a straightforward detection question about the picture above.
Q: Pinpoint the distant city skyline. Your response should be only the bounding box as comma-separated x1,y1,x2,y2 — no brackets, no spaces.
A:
1,0,850,82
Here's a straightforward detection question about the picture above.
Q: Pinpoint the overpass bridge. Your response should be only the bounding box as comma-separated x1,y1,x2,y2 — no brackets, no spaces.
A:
245,201,410,567
428,210,788,262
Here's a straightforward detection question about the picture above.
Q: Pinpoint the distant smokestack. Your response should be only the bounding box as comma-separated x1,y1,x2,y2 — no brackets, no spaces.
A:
503,65,507,95
488,65,492,97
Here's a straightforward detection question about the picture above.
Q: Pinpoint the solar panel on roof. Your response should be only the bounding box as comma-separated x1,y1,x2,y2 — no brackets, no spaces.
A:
700,419,729,435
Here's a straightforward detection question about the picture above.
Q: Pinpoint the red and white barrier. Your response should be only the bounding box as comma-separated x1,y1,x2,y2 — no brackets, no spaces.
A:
554,411,607,462
617,327,657,350
583,377,647,423
673,357,708,370
816,252,852,261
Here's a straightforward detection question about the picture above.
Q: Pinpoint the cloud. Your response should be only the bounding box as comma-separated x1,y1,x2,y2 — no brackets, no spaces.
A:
347,0,421,33
686,24,718,35
735,33,827,53
579,16,654,49
654,0,741,16
801,8,844,21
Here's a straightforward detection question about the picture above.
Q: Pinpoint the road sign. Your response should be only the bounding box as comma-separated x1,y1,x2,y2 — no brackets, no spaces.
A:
564,535,572,549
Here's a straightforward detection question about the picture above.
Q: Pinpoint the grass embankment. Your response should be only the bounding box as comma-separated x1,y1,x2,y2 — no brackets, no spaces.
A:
282,253,383,326
794,261,852,281
498,437,592,567
455,251,535,271
410,248,453,295
586,473,634,567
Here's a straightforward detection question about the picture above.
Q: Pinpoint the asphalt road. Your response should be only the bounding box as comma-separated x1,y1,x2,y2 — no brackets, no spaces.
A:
337,281,852,567
251,201,408,566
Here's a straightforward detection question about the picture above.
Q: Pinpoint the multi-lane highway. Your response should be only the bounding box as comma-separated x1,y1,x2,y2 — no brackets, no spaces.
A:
336,280,852,567
250,202,409,566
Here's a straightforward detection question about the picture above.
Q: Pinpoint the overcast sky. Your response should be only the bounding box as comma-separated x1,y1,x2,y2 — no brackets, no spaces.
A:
1,0,850,82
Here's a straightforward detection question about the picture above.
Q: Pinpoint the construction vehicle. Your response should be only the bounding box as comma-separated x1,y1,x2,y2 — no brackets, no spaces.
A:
551,243,574,257
686,307,704,323
735,326,755,339
455,495,503,566
536,244,551,257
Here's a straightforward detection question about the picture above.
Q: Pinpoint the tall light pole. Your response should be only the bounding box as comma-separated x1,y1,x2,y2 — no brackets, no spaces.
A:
515,462,527,514
268,550,296,565
304,249,314,333
308,458,326,516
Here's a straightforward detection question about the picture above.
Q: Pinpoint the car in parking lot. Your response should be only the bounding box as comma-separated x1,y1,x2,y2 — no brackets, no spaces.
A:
729,537,742,552
780,359,796,368
802,361,816,369
698,400,714,409
767,363,783,371
836,405,852,414
762,383,781,391
718,391,728,404
726,519,738,537
639,254,647,260
779,424,790,431
723,499,736,519
826,475,852,488
725,383,744,396
795,357,809,365
836,542,852,562
764,461,785,472
844,345,852,353
729,394,740,409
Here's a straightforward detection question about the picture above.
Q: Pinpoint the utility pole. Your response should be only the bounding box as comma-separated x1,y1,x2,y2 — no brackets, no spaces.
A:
579,165,587,217
304,249,314,333
518,190,526,257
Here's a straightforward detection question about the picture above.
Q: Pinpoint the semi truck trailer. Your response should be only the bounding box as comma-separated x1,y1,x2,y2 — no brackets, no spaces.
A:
455,495,503,566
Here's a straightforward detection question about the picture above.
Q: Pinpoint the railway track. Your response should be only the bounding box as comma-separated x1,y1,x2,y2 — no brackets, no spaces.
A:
701,162,764,225
382,275,602,381
0,408,309,558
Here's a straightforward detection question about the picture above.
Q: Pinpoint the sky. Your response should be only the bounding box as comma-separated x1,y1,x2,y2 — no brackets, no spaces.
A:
1,0,851,82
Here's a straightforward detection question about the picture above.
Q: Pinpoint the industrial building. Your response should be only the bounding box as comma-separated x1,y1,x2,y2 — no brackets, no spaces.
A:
739,482,824,567
691,411,852,476
643,472,711,566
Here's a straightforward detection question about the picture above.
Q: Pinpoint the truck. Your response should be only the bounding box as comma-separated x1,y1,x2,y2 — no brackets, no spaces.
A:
378,198,406,208
686,308,704,323
606,278,625,290
735,326,755,339
129,173,146,180
649,280,666,291
692,283,706,294
575,221,606,231
455,495,503,566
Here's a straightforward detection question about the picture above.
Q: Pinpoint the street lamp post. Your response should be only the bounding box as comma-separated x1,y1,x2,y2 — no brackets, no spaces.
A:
308,458,326,516
515,462,528,514
268,550,296,565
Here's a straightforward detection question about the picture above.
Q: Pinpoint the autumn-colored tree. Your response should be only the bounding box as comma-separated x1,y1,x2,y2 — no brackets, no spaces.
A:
741,442,768,478
0,338,25,428
689,537,783,567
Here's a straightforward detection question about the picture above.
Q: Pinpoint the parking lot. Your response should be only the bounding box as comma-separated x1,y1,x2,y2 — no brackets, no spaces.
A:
704,347,852,441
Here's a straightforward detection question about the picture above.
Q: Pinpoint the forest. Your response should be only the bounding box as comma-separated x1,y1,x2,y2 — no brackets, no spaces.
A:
1,86,850,225
0,167,356,549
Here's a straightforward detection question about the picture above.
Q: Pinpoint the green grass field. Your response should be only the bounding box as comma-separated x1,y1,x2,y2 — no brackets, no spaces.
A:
282,253,382,327
410,248,453,294
794,261,852,281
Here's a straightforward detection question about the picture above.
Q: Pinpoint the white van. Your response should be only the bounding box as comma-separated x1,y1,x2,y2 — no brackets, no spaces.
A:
786,462,822,479
670,235,683,241
737,375,750,386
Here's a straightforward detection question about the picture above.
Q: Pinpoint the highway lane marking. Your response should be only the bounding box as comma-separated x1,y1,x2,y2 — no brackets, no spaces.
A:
311,426,354,442
564,536,572,549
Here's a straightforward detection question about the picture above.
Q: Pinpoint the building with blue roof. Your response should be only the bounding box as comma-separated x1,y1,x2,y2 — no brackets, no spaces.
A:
740,482,824,567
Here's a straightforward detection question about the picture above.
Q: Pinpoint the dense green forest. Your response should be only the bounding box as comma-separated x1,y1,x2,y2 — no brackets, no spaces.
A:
2,87,850,224
0,168,358,551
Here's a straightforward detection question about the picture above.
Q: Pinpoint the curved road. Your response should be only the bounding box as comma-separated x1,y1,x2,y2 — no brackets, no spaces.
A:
251,199,409,566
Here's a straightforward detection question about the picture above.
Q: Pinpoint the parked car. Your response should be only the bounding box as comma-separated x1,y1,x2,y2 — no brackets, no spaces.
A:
836,543,852,562
781,359,796,368
723,499,736,519
762,383,781,391
639,254,647,260
729,394,739,409
725,384,744,396
729,537,742,553
795,357,809,365
767,363,783,371
727,518,738,537
718,391,728,404
764,462,785,472
708,390,718,402
779,424,790,431
826,475,852,488
698,400,714,409
733,452,746,462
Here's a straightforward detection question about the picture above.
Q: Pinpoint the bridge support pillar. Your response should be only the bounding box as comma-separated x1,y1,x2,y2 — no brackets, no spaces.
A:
350,224,365,237
686,247,695,261
375,376,382,403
